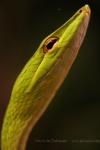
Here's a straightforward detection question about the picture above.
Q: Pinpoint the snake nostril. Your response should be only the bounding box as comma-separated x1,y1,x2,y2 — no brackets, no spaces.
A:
79,9,82,14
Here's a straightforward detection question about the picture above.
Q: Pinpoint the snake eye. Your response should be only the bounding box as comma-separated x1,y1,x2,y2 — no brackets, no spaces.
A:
43,37,59,53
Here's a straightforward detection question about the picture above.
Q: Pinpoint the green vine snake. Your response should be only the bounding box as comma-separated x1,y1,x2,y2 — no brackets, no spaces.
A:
1,4,91,150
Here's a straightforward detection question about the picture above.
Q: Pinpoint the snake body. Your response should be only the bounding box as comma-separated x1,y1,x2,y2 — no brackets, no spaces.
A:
1,5,91,150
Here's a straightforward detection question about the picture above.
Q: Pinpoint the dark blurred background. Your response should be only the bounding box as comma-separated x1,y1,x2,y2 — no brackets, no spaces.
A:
0,0,100,150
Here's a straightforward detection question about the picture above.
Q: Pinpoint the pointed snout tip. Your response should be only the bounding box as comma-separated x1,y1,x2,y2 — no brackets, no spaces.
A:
82,4,91,15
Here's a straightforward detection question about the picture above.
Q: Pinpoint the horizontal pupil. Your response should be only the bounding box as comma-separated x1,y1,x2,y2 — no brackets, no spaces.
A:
46,38,58,49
